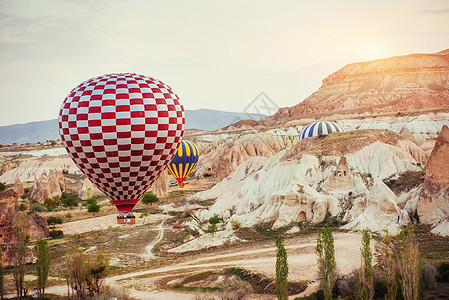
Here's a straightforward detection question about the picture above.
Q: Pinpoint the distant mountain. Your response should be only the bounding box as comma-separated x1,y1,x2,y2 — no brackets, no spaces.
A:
0,109,265,144
269,48,449,122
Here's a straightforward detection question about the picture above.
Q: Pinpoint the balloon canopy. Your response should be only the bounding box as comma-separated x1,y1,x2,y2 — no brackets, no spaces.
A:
167,140,200,185
58,73,185,212
299,121,343,141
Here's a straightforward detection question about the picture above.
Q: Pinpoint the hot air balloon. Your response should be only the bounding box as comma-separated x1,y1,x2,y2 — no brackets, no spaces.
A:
299,121,343,141
58,73,184,220
166,140,199,187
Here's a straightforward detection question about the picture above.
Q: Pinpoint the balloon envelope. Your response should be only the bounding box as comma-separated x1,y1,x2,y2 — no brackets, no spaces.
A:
299,121,343,141
166,140,199,185
58,73,184,212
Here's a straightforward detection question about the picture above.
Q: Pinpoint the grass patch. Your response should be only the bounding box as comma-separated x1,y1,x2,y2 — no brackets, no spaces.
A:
383,170,425,194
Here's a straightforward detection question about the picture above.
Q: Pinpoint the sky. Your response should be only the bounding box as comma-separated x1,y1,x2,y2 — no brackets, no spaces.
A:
0,0,448,126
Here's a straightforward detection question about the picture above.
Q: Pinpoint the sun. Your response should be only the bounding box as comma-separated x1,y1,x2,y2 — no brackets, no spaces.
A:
358,42,387,60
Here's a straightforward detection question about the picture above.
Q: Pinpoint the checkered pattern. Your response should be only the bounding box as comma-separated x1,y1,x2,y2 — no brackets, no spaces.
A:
58,73,185,211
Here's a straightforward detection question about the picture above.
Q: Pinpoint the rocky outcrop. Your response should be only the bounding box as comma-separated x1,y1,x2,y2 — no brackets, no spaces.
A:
417,125,449,228
0,190,49,266
195,133,296,181
269,49,449,122
399,126,418,144
30,170,64,203
78,178,93,200
190,129,423,232
152,169,169,198
0,161,12,176
343,181,410,235
0,156,78,184
13,177,24,196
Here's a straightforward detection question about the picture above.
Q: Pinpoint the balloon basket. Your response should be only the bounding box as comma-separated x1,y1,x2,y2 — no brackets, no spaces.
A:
117,213,136,225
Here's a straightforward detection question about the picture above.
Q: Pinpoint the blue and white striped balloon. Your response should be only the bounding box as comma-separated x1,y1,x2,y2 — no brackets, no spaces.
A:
299,121,343,141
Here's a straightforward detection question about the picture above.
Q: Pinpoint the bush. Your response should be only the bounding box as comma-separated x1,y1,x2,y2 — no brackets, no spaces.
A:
49,230,63,239
31,203,47,212
87,200,100,213
61,192,79,207
231,220,241,231
206,223,217,234
44,197,60,210
209,216,220,225
0,182,6,191
47,216,62,228
18,203,27,211
421,260,437,289
437,262,449,282
141,192,159,205
219,276,253,300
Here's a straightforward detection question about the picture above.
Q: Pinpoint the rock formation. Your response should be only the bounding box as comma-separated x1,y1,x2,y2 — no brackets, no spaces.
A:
0,161,12,176
78,178,93,200
269,49,449,122
0,156,78,184
343,181,409,235
152,169,169,198
30,170,64,203
13,177,24,196
0,189,49,266
417,125,449,228
195,133,296,181
191,129,423,232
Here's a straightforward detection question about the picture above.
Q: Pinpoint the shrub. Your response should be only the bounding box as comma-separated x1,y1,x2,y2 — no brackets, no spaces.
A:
47,216,62,229
44,197,60,210
62,169,69,175
209,216,220,225
206,224,217,234
0,182,6,191
65,212,73,221
219,276,253,300
18,203,27,211
421,261,437,289
87,200,100,213
61,192,79,207
437,262,449,282
141,192,159,205
49,230,63,239
31,203,47,212
231,220,241,231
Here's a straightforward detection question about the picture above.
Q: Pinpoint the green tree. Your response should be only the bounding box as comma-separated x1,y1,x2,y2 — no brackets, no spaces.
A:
66,249,87,299
141,192,159,205
13,213,29,299
275,236,288,300
206,223,217,234
65,212,73,221
360,230,374,300
87,200,100,213
0,182,6,191
35,240,50,296
47,216,63,229
398,228,420,300
381,231,397,300
85,251,110,296
0,242,4,300
316,227,336,300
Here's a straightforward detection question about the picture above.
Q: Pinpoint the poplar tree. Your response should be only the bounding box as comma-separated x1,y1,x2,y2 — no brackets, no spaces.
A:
360,230,374,300
316,227,336,300
13,213,29,299
35,240,50,296
398,228,420,300
381,231,397,300
276,236,288,300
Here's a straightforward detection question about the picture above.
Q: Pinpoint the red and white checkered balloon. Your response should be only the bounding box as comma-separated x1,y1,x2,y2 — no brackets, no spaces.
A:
58,73,185,212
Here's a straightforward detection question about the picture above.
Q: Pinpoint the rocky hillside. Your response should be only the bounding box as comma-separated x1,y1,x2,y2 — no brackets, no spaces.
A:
190,129,427,234
270,48,449,122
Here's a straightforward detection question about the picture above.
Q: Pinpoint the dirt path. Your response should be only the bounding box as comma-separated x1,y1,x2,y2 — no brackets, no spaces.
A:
142,221,165,260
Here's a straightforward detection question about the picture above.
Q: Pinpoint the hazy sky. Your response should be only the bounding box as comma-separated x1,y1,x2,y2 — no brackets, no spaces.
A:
0,0,448,126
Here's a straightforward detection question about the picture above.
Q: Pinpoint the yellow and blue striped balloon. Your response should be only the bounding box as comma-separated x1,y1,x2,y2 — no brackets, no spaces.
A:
166,140,200,185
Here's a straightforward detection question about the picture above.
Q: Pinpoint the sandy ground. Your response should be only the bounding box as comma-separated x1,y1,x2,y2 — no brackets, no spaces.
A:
56,213,170,235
